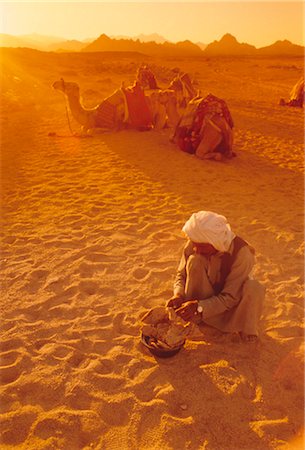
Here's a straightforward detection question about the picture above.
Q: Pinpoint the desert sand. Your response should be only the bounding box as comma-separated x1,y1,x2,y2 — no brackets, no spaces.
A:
0,48,304,449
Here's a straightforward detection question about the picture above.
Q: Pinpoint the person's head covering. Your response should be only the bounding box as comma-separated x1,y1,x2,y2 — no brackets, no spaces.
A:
182,211,235,253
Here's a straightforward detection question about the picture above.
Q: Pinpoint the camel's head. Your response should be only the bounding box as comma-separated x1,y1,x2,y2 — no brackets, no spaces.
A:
168,73,197,108
52,79,80,97
168,76,183,93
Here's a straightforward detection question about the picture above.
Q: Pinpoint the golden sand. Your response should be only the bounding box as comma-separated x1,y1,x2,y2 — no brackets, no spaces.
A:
1,49,304,449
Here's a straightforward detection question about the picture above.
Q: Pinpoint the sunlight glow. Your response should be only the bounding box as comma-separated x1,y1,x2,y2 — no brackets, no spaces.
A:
1,2,304,47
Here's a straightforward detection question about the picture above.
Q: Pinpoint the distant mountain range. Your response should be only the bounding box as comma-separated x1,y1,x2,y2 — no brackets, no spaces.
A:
48,39,88,52
204,34,304,57
204,34,256,56
0,32,303,57
82,33,203,57
258,39,305,57
82,33,304,57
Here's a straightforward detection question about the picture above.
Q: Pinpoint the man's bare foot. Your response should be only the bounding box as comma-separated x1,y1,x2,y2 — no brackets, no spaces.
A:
239,332,258,343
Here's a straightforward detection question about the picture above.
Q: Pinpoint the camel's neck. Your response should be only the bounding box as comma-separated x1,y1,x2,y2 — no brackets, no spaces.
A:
65,93,96,128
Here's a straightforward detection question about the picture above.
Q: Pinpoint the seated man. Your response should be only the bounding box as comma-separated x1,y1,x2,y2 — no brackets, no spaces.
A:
167,211,265,341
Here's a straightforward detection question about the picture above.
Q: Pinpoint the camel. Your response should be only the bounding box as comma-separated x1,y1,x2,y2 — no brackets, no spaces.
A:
171,94,235,161
136,65,159,90
279,76,304,108
195,114,234,161
136,65,198,109
143,87,180,129
168,72,198,108
52,78,180,134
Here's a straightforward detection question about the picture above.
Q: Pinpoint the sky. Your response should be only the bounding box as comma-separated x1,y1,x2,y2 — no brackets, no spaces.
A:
1,1,304,48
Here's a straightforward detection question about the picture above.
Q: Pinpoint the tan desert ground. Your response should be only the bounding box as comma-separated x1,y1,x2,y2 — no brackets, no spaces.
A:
1,48,304,449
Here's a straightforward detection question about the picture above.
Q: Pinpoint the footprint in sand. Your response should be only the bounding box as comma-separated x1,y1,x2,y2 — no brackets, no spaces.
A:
33,413,78,440
0,351,31,384
2,319,21,333
91,340,114,355
34,337,56,351
47,304,79,320
68,350,88,368
0,408,38,446
90,371,126,395
93,304,110,315
112,312,139,336
3,236,17,245
38,343,74,361
79,280,99,295
201,361,246,396
132,267,149,280
16,377,66,410
33,409,103,447
66,384,93,410
25,269,49,294
86,206,103,217
0,337,24,352
129,366,161,402
93,358,116,375
45,276,65,294
97,396,134,426
0,392,17,413
78,262,94,278
90,312,113,328
125,358,155,380
99,287,117,297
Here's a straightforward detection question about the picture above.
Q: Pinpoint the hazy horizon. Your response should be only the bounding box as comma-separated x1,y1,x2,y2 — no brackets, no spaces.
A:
1,2,304,48
1,31,303,50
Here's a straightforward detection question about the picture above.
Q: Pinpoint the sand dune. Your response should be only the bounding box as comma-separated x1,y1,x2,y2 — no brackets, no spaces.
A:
0,49,304,449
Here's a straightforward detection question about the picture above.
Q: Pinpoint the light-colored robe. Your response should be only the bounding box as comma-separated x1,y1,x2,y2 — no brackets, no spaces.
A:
173,239,265,336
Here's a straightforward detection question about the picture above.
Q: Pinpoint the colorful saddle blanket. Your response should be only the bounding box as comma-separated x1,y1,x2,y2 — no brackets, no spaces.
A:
173,94,234,153
123,83,153,130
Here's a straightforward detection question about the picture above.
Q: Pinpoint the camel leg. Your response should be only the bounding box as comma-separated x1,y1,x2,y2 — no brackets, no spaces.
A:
201,152,223,161
154,105,167,130
166,98,181,129
217,117,234,157
195,121,222,160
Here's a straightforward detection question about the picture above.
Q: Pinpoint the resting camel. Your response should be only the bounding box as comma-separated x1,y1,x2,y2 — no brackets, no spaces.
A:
168,72,198,108
171,94,235,161
279,76,304,108
195,114,234,161
52,78,180,133
136,65,198,109
136,65,159,90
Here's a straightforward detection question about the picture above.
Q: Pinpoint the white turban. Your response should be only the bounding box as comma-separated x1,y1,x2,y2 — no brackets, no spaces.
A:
182,211,235,253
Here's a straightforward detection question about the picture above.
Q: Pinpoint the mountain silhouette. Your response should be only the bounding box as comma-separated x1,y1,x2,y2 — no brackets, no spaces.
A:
257,39,304,56
204,33,257,56
48,39,88,52
0,32,303,57
82,34,203,57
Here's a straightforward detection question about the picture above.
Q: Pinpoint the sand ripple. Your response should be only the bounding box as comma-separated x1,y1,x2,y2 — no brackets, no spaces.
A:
1,53,304,449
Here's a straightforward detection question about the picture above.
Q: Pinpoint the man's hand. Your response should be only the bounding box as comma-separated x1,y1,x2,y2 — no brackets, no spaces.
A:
166,295,185,309
175,300,200,322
